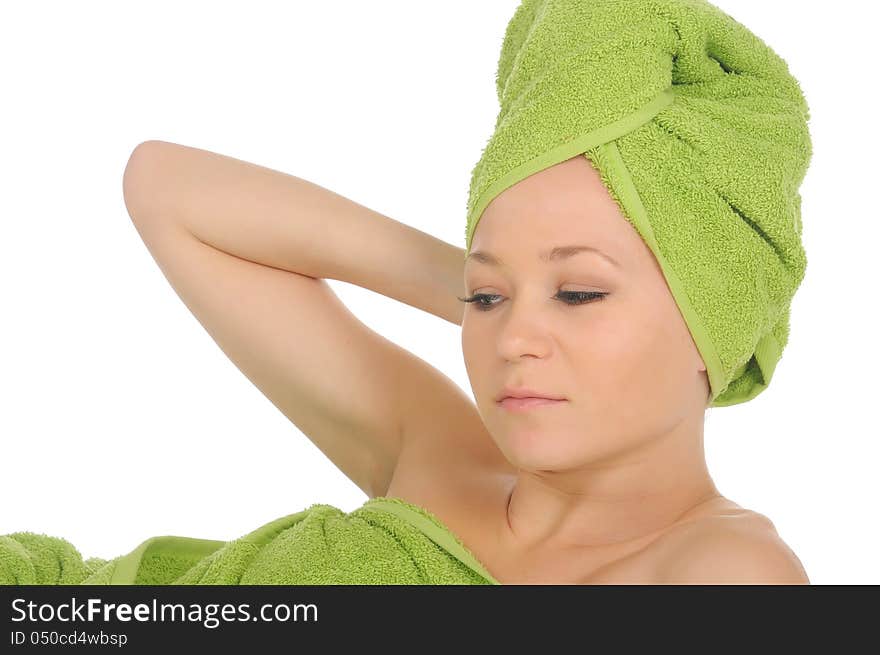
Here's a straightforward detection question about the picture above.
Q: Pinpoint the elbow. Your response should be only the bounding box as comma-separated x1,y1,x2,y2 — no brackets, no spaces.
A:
122,140,178,221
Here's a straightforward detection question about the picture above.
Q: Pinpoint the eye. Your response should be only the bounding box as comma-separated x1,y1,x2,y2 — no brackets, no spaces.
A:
457,290,608,312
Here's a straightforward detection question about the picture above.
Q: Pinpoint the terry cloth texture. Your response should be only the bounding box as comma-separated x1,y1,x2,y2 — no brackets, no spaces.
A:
464,0,813,406
0,497,500,585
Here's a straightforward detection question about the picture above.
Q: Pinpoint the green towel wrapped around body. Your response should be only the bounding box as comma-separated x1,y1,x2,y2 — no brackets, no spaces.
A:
0,497,500,585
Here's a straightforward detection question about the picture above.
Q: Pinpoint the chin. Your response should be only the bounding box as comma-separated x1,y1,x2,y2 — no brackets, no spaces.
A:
495,429,588,471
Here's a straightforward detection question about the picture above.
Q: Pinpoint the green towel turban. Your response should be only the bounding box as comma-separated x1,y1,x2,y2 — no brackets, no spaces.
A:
464,0,812,407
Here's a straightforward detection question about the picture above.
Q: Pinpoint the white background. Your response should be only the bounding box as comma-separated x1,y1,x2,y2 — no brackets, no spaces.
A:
2,1,876,584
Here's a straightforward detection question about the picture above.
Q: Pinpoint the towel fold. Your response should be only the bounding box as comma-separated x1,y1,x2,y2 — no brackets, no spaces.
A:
0,497,500,585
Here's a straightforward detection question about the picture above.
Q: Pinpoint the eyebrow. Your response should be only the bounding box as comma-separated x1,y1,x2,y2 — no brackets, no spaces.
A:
465,244,620,268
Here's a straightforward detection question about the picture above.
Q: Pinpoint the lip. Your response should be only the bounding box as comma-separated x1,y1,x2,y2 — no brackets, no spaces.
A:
498,397,567,412
496,386,566,402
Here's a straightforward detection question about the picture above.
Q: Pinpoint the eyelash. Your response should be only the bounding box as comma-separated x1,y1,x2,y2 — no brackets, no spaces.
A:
457,290,608,311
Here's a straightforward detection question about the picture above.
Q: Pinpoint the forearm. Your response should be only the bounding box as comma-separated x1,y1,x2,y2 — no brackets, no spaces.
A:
122,140,465,325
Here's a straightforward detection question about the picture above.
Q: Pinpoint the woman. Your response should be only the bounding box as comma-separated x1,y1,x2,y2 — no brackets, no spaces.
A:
2,0,812,584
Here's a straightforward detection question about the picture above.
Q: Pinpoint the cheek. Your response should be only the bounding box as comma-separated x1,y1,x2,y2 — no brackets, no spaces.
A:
578,308,688,405
576,315,648,384
561,317,689,459
461,326,489,393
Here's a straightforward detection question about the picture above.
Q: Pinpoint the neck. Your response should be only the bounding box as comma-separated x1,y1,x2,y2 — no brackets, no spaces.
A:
497,414,719,552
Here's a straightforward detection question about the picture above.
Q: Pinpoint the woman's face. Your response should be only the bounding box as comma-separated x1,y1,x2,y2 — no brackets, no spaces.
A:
461,155,709,472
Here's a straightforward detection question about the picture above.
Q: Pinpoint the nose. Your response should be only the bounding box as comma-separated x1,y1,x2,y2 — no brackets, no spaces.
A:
494,299,554,361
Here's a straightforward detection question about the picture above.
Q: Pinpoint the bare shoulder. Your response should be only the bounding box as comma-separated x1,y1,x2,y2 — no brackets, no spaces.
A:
655,508,810,585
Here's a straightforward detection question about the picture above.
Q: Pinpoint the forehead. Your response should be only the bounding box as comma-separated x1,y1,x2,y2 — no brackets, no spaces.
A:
470,155,633,255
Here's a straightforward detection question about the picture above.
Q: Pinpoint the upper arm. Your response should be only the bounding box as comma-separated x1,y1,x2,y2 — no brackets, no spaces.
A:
123,169,446,499
658,521,810,585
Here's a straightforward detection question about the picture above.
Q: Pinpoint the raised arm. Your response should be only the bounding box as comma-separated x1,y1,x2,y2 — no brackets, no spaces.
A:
123,140,466,324
121,141,476,498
